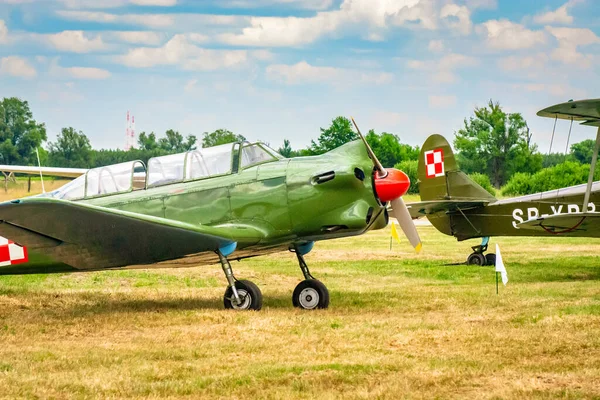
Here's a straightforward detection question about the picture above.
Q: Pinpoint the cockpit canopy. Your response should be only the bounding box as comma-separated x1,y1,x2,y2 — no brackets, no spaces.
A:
49,141,283,200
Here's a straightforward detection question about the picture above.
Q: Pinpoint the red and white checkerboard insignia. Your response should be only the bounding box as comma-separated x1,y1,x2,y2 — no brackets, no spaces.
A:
424,148,445,178
0,237,28,267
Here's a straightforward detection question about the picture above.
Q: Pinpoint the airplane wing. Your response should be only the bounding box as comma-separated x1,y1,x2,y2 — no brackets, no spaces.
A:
407,200,490,218
537,98,600,126
0,165,87,178
0,197,262,270
517,212,600,234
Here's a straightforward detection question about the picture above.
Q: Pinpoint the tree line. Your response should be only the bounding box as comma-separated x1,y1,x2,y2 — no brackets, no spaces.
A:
1,96,596,196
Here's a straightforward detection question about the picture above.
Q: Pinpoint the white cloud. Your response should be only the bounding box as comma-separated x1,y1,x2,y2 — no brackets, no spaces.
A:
0,20,7,44
512,82,586,98
407,53,478,84
48,58,111,79
440,3,471,35
479,19,547,50
47,30,106,53
498,53,549,71
109,31,164,45
219,0,470,47
250,49,275,61
533,0,582,25
465,0,496,9
0,56,36,79
58,0,177,7
132,0,176,5
266,61,393,86
546,26,600,67
428,39,444,52
56,10,175,28
116,34,248,70
429,94,457,108
66,67,111,79
219,0,333,10
219,13,342,47
534,5,572,25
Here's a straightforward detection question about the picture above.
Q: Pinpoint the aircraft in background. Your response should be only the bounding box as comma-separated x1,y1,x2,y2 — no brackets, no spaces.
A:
0,121,421,311
408,98,600,266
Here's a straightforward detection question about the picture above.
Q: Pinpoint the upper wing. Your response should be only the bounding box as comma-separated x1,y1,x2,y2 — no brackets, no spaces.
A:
0,165,87,178
0,198,262,270
407,200,490,218
537,98,600,127
517,212,600,234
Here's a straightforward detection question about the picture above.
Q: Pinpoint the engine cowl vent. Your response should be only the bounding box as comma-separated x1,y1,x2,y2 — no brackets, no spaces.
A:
311,171,335,185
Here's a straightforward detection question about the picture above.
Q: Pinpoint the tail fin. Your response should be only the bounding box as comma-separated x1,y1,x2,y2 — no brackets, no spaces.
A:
417,134,496,202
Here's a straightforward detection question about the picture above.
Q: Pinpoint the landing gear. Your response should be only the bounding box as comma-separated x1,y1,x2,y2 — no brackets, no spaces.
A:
224,280,262,311
291,244,329,310
466,237,496,266
217,249,262,311
467,252,486,266
293,279,329,310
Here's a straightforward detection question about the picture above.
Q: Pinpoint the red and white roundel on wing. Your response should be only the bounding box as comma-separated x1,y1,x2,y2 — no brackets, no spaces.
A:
0,237,28,267
424,148,444,178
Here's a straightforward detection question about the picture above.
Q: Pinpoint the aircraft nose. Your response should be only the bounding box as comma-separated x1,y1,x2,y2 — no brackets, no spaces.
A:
374,168,410,202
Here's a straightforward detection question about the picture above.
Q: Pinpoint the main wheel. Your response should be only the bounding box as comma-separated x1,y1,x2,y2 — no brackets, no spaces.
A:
485,253,496,266
467,252,486,266
224,280,262,311
292,279,329,310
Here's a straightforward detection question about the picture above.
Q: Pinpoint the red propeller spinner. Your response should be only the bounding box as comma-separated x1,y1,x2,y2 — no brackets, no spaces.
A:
374,168,411,203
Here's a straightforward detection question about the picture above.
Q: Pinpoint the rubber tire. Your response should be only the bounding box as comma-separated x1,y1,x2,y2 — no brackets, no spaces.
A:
467,252,486,266
223,280,262,311
292,279,329,310
485,253,496,266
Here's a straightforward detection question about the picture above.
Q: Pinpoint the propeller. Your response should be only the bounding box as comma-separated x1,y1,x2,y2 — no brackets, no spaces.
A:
351,117,422,253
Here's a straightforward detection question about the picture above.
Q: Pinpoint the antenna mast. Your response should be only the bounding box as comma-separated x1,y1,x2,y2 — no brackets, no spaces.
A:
125,111,136,150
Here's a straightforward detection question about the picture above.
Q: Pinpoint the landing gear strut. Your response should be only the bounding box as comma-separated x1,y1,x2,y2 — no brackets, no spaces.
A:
291,243,329,310
466,237,495,266
217,249,262,311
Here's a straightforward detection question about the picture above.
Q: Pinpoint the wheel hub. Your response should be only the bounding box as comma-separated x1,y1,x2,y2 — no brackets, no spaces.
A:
299,288,319,309
231,289,251,310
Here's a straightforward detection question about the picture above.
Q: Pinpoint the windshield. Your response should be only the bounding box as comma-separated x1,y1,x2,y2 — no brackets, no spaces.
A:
48,174,86,200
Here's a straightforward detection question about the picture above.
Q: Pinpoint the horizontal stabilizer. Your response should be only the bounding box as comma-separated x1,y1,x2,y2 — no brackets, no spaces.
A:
407,200,490,218
517,212,600,234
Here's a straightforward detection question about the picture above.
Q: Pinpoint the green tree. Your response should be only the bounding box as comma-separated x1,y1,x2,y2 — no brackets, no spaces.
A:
366,130,419,167
308,116,358,155
159,129,197,152
48,127,92,168
202,129,245,148
542,152,574,168
570,139,595,164
0,97,47,165
137,132,159,151
278,139,293,158
454,100,542,188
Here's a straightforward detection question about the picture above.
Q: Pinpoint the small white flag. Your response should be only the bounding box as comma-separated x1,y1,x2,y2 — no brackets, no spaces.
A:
495,244,508,286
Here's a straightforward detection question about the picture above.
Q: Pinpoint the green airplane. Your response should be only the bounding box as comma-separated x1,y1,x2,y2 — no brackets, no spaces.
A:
0,120,421,311
408,98,600,266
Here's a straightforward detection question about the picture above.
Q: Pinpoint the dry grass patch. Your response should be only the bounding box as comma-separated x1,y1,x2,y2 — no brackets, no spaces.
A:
1,221,600,398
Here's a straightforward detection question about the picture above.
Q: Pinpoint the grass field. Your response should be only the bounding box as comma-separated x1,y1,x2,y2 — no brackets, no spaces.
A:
0,179,67,202
1,221,599,399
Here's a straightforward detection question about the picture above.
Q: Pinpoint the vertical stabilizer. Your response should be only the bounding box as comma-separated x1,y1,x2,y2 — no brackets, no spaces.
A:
417,134,496,202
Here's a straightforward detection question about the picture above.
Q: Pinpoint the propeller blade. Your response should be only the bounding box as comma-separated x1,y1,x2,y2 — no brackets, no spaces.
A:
351,117,387,178
390,197,422,253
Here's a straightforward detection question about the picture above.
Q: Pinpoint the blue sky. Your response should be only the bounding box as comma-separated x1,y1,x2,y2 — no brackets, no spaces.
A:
0,0,599,153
